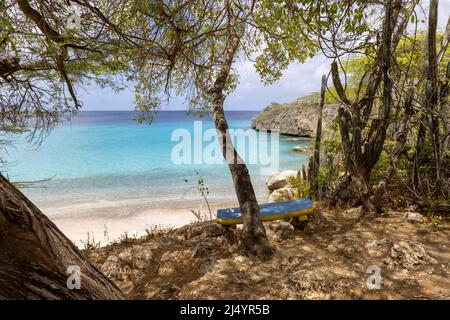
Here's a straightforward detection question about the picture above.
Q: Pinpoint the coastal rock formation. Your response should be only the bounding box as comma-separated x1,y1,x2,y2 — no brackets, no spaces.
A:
251,96,338,137
292,146,310,153
266,170,299,191
268,187,297,203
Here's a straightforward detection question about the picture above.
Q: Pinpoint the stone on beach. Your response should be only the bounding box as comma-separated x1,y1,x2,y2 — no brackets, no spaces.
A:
268,187,297,203
292,146,309,153
266,170,299,191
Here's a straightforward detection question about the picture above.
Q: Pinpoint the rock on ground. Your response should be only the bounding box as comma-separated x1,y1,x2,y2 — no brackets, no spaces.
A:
266,170,299,191
386,240,437,270
268,187,297,203
292,146,310,153
402,212,424,223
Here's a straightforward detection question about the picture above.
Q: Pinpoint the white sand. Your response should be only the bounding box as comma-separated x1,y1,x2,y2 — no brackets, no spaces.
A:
42,199,239,247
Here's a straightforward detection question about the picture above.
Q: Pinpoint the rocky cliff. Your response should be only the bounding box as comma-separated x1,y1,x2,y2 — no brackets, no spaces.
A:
251,95,338,137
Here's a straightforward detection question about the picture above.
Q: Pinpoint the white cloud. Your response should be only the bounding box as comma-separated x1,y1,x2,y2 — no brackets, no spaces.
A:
223,55,329,110
80,1,450,111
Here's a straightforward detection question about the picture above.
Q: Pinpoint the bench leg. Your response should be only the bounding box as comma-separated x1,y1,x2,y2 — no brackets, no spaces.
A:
289,216,309,230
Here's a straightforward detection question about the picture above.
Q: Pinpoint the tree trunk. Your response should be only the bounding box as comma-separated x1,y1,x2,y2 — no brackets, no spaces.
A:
373,88,415,213
412,121,426,192
311,75,326,197
437,16,450,64
323,130,335,197
413,0,441,192
427,0,441,181
211,106,274,260
440,62,450,175
0,173,124,299
207,13,274,260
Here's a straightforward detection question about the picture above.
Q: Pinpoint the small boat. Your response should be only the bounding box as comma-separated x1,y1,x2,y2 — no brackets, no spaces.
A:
216,198,315,225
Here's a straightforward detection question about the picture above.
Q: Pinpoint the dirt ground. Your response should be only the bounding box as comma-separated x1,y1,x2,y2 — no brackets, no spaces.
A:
85,205,450,300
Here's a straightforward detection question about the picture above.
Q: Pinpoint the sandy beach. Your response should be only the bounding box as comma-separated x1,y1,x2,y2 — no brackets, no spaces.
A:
41,198,242,247
9,111,304,248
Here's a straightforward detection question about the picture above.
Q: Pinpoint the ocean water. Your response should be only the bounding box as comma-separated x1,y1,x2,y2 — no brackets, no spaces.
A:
3,111,311,212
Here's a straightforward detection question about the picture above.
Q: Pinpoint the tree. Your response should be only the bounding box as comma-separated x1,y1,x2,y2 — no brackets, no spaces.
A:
207,10,276,259
121,0,379,257
310,75,327,197
327,0,415,211
411,0,450,203
0,0,131,299
0,0,127,139
0,173,124,299
120,0,280,259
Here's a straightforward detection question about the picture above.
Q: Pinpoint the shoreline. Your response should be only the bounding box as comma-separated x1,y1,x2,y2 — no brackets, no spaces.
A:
42,198,243,247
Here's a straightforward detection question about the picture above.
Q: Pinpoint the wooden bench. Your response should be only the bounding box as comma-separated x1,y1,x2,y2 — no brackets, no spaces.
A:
216,198,315,225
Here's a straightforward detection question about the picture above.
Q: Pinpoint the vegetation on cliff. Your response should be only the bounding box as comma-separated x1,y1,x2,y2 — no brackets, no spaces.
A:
251,95,339,137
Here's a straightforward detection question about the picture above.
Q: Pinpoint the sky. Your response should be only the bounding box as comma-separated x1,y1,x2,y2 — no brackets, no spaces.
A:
80,1,450,111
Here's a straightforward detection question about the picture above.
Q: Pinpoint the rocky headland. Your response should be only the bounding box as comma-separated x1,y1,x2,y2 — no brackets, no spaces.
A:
251,95,339,137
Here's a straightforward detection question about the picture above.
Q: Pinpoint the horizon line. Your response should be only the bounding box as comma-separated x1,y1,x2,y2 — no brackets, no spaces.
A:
77,109,261,112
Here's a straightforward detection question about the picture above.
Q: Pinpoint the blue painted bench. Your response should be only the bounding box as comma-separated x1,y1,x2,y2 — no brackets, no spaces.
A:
216,198,315,225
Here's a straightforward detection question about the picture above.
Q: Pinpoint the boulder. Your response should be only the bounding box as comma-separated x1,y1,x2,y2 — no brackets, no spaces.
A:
266,170,299,191
340,206,364,220
386,240,437,270
268,187,297,203
365,238,393,257
292,146,310,153
266,221,295,240
402,212,424,223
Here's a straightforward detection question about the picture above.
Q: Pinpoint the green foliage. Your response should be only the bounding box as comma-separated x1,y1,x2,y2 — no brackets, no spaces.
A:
371,141,394,182
287,176,309,199
327,30,450,104
184,171,213,221
381,207,392,216
253,0,370,85
80,232,101,250
1,0,130,141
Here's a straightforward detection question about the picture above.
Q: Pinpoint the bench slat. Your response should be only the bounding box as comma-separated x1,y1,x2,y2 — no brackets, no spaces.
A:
216,198,314,225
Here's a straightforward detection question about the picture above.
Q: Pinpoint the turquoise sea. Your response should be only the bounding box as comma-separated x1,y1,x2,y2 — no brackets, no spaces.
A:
3,111,311,213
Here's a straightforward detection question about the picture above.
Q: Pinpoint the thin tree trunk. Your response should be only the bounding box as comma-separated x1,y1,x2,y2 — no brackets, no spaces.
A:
413,0,441,191
440,62,450,168
311,75,326,197
437,16,450,64
427,0,441,181
323,130,335,197
329,0,395,212
0,173,124,299
373,88,414,213
207,12,274,260
412,121,426,192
